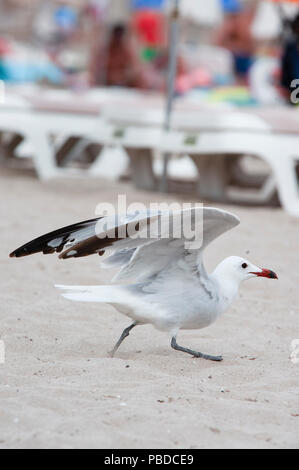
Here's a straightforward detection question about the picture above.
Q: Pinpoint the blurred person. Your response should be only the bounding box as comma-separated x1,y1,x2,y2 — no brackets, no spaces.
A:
281,13,299,103
214,0,255,83
96,23,145,88
153,49,190,93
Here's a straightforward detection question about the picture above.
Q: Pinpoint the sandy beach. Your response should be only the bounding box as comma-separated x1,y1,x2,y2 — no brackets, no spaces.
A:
1,167,299,449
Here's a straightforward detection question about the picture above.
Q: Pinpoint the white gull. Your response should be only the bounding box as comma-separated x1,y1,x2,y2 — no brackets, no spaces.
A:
10,207,278,361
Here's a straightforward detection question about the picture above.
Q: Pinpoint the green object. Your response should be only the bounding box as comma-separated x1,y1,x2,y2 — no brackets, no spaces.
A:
184,135,198,146
207,86,256,106
113,128,126,139
141,47,158,62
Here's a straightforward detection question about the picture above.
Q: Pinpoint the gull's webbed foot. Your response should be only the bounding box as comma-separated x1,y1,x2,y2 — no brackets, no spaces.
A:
171,336,223,362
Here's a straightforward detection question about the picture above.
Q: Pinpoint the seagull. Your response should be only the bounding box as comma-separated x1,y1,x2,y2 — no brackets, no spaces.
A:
10,207,277,361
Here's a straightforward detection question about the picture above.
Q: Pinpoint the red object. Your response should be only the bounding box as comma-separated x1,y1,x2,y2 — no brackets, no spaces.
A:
132,10,165,46
0,37,12,55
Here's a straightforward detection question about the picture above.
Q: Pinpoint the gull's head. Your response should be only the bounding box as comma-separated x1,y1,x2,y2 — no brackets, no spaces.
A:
214,256,278,284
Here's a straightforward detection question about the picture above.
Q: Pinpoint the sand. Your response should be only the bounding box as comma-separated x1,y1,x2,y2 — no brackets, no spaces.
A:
1,167,299,449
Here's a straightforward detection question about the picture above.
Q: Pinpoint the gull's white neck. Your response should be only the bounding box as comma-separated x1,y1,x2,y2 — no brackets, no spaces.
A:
210,266,241,314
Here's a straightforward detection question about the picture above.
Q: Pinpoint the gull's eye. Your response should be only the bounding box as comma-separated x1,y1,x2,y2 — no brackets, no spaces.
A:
242,263,248,269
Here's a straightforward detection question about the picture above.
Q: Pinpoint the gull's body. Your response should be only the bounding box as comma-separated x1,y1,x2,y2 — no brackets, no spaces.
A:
62,260,228,333
10,207,277,361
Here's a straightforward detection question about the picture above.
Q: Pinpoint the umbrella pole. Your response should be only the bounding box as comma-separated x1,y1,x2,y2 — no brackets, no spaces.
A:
160,0,180,192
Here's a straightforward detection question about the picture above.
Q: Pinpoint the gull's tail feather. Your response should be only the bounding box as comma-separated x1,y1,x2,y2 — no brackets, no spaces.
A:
55,283,145,324
55,284,122,303
62,292,101,302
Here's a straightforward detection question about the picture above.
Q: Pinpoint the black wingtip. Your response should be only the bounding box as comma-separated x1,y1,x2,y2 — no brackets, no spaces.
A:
9,217,102,260
9,247,29,258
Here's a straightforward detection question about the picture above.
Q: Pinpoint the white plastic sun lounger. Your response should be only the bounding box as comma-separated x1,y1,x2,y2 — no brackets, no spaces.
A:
3,89,298,216
0,87,156,180
0,107,108,179
93,100,299,217
0,90,110,179
160,107,299,217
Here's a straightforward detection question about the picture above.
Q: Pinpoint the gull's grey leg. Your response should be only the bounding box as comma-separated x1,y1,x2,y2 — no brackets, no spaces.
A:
110,322,138,357
171,336,223,362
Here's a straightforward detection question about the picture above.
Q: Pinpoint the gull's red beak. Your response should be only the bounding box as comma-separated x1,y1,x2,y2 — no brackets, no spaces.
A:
250,268,278,279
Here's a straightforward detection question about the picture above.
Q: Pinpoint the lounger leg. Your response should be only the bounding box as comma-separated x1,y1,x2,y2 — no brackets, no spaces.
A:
171,336,223,361
29,131,58,180
125,147,157,191
270,153,299,217
191,154,229,201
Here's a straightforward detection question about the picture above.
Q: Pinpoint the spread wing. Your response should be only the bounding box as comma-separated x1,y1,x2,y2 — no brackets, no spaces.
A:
9,207,239,282
112,207,240,282
9,212,160,259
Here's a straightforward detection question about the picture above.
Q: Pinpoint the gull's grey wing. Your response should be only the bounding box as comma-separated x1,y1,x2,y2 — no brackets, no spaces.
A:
113,207,240,282
201,206,240,250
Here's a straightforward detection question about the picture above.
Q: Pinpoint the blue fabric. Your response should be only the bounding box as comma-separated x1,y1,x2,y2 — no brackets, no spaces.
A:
281,40,299,92
220,0,241,14
0,59,63,84
132,0,164,10
54,6,78,29
233,53,253,76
